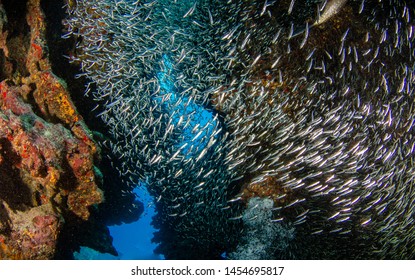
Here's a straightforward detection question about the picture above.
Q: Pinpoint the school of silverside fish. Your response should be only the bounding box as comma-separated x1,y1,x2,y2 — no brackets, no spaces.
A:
64,0,415,259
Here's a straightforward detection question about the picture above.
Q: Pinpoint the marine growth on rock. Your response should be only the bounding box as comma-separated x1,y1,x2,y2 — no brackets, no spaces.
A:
64,0,415,259
0,0,118,259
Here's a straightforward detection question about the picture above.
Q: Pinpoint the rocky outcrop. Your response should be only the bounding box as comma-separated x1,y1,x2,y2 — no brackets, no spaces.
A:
0,0,112,259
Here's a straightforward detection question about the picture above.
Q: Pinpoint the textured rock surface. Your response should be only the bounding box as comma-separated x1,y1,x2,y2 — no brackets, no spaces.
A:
0,0,111,259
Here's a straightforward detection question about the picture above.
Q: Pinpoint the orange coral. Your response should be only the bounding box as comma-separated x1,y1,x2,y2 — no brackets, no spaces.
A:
0,0,104,259
240,176,293,207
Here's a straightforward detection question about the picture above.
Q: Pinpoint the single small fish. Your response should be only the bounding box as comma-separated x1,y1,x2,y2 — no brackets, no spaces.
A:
315,0,348,26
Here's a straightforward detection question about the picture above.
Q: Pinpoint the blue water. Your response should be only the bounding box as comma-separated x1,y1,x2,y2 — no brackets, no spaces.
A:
156,54,218,157
74,186,164,260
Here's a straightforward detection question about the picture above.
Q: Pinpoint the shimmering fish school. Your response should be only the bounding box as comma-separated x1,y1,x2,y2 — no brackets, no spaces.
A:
64,0,415,259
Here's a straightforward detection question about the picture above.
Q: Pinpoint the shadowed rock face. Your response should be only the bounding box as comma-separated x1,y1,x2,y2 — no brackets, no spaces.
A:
0,0,143,259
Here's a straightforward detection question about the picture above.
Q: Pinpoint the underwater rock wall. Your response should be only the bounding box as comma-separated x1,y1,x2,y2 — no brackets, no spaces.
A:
0,0,123,259
65,0,415,260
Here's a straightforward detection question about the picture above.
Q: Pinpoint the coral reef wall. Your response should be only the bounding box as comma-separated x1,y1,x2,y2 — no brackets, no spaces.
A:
65,0,415,260
0,0,139,259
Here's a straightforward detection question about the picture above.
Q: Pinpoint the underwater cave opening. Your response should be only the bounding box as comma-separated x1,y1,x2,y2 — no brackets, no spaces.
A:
74,184,164,260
